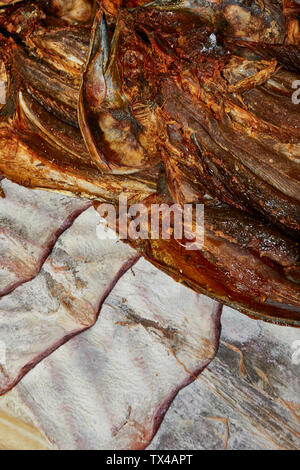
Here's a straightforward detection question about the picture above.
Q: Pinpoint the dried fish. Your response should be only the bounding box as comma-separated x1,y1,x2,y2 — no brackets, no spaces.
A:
0,0,299,325
0,206,139,395
0,178,90,297
17,252,221,450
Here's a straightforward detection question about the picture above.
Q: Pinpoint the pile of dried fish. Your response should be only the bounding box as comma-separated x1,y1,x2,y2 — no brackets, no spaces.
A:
0,0,299,325
0,180,222,449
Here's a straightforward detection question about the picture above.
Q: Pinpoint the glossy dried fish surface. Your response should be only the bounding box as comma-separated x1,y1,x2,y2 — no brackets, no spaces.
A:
0,1,299,450
0,0,299,327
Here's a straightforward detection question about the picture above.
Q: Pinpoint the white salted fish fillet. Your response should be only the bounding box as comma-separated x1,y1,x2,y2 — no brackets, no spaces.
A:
0,179,91,297
18,251,222,450
0,208,139,395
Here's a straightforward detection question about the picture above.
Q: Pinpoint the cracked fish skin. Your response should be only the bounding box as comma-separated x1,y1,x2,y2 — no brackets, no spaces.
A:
0,0,299,325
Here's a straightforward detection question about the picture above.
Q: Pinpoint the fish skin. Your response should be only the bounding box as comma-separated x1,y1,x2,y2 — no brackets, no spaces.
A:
0,206,139,396
17,250,221,450
0,178,91,298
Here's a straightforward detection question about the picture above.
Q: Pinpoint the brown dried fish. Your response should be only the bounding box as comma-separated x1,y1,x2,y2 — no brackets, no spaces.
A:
0,0,299,326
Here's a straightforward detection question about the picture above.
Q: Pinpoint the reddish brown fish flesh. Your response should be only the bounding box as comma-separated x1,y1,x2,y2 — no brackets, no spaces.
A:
0,0,299,325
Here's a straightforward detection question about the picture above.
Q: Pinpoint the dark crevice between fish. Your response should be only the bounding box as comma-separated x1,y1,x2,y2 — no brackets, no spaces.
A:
0,25,24,47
